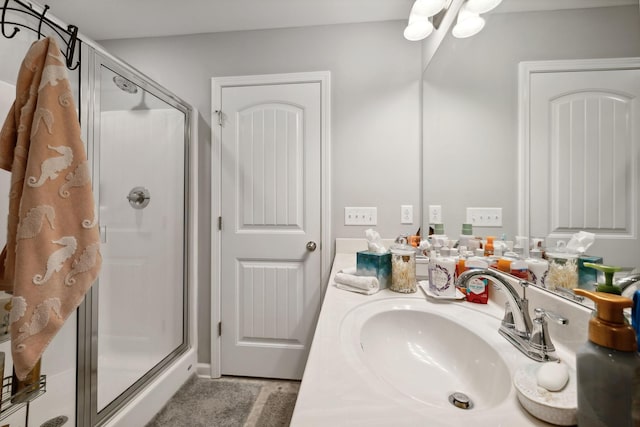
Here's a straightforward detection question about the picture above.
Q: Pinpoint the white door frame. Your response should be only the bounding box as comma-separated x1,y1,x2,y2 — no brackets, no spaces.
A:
210,71,331,378
517,57,640,237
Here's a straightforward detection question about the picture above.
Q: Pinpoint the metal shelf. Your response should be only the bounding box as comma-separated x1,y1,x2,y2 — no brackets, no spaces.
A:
0,375,47,421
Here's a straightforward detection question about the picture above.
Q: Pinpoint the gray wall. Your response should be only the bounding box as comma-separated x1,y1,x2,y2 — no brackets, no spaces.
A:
100,21,423,363
422,5,640,240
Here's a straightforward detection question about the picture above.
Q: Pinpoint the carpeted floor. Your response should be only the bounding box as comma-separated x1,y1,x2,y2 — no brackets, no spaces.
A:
146,376,300,427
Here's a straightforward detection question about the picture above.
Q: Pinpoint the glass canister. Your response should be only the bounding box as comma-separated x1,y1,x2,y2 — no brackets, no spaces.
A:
546,252,578,290
390,248,417,293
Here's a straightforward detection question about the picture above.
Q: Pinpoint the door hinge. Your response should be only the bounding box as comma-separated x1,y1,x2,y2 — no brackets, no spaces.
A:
218,321,222,337
215,109,223,126
218,216,222,231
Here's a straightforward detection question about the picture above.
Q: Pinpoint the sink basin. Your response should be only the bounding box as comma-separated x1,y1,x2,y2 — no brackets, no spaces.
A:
341,298,513,411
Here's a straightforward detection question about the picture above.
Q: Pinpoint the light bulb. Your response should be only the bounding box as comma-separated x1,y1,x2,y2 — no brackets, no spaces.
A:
465,0,503,14
404,17,434,41
452,5,485,38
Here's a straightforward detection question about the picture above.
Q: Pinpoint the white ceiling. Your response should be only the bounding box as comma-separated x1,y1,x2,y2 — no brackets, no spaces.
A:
46,0,636,41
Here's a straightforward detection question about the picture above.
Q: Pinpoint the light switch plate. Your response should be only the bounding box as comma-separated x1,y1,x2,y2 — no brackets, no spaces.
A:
344,207,377,225
428,205,442,224
466,207,502,227
401,205,413,224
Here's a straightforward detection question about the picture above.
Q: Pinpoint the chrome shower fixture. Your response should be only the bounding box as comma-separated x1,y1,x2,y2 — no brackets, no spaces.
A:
112,75,138,94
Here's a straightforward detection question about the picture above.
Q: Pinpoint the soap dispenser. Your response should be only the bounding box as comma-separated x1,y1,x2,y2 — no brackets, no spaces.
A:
573,289,640,427
582,262,622,294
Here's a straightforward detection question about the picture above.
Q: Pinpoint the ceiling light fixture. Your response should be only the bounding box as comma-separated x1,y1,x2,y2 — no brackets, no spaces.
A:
403,0,493,41
452,4,485,38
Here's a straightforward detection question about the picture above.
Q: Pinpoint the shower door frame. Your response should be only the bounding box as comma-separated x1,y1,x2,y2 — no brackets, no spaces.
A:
76,46,193,427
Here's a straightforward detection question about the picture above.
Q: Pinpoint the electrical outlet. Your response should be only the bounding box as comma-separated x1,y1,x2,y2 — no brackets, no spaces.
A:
428,205,442,224
344,207,377,225
466,207,502,227
401,205,413,224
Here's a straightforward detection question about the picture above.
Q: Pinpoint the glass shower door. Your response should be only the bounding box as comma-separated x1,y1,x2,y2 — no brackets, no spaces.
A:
91,60,188,421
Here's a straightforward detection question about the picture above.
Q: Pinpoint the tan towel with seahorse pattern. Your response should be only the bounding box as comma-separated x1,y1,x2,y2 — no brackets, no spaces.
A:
0,37,101,380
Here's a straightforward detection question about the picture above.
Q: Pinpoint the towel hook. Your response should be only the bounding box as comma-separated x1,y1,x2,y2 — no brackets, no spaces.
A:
1,1,81,71
65,24,79,70
1,0,19,38
36,3,49,39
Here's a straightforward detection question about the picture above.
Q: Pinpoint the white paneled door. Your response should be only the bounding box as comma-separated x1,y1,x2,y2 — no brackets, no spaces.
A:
218,80,322,379
528,63,640,268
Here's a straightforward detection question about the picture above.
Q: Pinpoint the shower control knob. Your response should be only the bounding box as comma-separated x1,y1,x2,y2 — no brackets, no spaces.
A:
306,241,317,252
127,186,151,209
128,191,145,203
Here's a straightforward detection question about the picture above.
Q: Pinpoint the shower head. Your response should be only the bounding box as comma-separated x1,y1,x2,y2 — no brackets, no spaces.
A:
112,75,138,94
132,91,149,111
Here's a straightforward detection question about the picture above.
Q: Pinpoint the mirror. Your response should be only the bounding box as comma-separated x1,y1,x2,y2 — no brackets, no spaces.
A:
422,1,640,305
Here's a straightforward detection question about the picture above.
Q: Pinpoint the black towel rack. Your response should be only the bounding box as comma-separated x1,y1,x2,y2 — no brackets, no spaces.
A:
1,0,80,70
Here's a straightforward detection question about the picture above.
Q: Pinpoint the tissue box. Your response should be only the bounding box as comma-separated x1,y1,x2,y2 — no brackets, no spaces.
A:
357,251,391,289
578,255,604,290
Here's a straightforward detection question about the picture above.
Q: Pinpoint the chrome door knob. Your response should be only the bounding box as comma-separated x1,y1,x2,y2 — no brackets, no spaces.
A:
306,241,317,252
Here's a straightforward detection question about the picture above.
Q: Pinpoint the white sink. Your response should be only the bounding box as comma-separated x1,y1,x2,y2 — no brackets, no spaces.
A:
340,298,518,412
292,251,586,426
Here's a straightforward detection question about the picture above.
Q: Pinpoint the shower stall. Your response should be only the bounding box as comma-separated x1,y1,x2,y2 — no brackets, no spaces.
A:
0,2,196,426
76,51,195,426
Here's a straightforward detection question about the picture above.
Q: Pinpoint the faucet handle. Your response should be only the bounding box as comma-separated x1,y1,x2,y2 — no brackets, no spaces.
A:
534,308,569,325
530,308,568,362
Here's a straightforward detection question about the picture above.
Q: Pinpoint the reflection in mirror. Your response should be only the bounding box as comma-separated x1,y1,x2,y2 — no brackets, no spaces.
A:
422,1,640,305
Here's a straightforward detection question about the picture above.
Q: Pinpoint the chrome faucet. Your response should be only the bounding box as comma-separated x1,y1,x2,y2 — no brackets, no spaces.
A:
616,273,640,296
455,267,566,362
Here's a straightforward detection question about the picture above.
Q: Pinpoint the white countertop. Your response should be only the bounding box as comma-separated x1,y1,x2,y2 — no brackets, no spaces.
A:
290,245,579,426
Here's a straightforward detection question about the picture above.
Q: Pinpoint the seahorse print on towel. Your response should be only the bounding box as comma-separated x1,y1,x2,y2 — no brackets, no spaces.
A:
31,107,54,138
17,85,38,134
9,296,27,325
27,145,73,188
65,242,100,286
14,298,62,351
82,206,98,229
59,161,90,198
38,65,67,91
58,90,73,108
8,146,27,199
17,205,55,240
32,236,77,285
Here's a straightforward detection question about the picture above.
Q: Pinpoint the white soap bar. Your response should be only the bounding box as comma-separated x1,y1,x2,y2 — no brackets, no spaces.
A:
536,362,569,392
